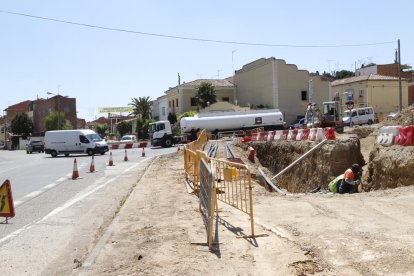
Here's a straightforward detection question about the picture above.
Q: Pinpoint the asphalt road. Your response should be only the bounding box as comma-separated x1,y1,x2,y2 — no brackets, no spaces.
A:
0,145,177,275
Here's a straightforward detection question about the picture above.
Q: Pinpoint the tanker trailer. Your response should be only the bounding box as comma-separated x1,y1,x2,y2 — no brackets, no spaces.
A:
180,109,284,134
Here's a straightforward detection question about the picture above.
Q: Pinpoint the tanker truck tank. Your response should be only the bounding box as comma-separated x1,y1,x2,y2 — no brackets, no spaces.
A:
180,109,284,134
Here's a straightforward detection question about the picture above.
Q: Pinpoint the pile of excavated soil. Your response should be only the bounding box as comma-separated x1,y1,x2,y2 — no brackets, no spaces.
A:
343,125,377,139
364,145,414,191
382,104,414,126
249,139,364,193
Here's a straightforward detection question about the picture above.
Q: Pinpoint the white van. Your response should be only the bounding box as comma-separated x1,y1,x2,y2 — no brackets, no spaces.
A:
44,129,109,157
343,107,375,126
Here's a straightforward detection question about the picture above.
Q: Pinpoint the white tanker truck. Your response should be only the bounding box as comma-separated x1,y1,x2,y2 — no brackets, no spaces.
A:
149,109,285,147
180,109,285,134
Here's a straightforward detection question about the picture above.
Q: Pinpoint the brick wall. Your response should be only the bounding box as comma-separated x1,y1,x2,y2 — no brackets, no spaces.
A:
377,64,412,81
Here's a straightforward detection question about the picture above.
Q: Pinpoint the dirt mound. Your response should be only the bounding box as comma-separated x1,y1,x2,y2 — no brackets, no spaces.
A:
364,145,414,191
344,125,377,138
252,139,364,193
382,104,414,126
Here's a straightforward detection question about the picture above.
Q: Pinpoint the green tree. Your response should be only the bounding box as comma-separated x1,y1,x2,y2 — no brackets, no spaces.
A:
95,123,108,138
167,112,177,125
129,96,152,120
177,110,197,121
136,118,155,140
332,70,355,80
44,112,71,131
116,120,132,137
10,112,33,136
196,82,216,108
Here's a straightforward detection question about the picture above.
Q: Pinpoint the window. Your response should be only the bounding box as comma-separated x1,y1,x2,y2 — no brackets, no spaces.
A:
176,99,178,107
301,91,307,101
366,108,373,114
168,101,171,108
191,97,197,106
222,97,230,102
359,90,364,97
358,109,365,116
79,135,89,143
352,111,357,117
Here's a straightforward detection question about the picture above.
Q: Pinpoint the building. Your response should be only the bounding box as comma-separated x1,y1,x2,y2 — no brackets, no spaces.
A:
32,95,77,135
152,79,236,121
355,63,412,80
233,58,331,124
331,74,409,120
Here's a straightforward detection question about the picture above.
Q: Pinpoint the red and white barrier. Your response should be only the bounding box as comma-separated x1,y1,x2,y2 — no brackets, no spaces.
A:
394,125,414,146
108,142,148,150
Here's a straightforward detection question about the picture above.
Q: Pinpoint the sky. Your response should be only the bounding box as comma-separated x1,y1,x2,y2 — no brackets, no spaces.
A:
1,1,413,122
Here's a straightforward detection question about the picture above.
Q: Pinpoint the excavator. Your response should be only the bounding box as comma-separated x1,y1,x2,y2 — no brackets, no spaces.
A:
304,101,344,133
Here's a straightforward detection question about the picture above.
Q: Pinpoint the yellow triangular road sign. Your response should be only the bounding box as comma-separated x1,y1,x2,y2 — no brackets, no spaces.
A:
0,180,15,218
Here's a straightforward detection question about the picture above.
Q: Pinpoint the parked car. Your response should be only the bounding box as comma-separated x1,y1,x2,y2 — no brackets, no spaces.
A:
120,135,137,142
289,118,305,129
26,140,44,154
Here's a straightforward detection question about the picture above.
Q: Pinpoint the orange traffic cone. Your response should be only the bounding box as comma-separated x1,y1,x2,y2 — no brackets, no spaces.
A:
124,149,128,161
72,158,79,179
108,151,114,166
89,156,95,173
141,147,146,157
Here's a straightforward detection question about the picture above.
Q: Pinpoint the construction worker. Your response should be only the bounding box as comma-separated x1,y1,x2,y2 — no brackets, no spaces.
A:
338,164,362,194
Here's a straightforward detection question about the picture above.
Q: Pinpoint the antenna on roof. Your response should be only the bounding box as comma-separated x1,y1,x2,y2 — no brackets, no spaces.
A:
178,73,181,85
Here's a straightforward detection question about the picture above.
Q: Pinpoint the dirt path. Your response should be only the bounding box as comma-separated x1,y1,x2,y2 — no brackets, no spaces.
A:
80,147,414,275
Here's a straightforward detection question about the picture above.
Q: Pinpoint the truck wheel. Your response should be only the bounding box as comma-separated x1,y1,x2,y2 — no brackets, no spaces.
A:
368,119,373,125
65,154,69,157
87,149,95,156
163,137,173,148
51,150,58,158
26,151,29,154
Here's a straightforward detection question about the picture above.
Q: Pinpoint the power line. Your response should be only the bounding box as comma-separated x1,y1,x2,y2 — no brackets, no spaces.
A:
0,10,397,48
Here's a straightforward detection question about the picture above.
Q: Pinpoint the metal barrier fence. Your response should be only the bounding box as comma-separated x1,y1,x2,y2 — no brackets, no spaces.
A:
183,130,255,242
184,130,209,192
198,158,216,250
210,158,254,237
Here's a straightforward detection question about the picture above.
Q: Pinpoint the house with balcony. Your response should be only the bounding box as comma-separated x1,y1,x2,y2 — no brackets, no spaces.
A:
152,79,236,121
331,74,409,120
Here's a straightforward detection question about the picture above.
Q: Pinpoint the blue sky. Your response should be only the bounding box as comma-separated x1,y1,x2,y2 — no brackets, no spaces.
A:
1,1,412,121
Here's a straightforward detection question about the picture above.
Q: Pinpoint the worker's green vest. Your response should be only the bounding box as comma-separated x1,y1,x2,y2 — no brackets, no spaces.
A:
328,174,344,193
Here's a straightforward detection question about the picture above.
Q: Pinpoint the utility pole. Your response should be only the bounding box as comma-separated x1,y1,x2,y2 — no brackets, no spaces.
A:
397,39,402,112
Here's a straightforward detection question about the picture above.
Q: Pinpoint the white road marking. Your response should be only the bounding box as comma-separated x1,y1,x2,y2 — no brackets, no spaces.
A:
0,222,34,244
1,158,148,246
24,190,43,198
0,178,116,245
40,178,116,222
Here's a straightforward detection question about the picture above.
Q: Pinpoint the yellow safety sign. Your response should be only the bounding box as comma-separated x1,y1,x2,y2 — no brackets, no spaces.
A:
0,179,15,218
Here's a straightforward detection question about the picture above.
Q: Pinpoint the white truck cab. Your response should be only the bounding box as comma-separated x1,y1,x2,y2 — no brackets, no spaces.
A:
44,129,109,157
149,121,176,148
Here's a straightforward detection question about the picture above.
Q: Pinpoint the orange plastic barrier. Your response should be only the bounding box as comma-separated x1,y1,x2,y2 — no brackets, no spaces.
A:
325,127,336,140
394,125,414,146
301,128,310,140
242,136,252,143
247,146,255,162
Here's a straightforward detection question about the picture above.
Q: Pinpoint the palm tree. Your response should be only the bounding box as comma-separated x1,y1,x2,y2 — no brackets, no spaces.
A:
129,96,152,120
